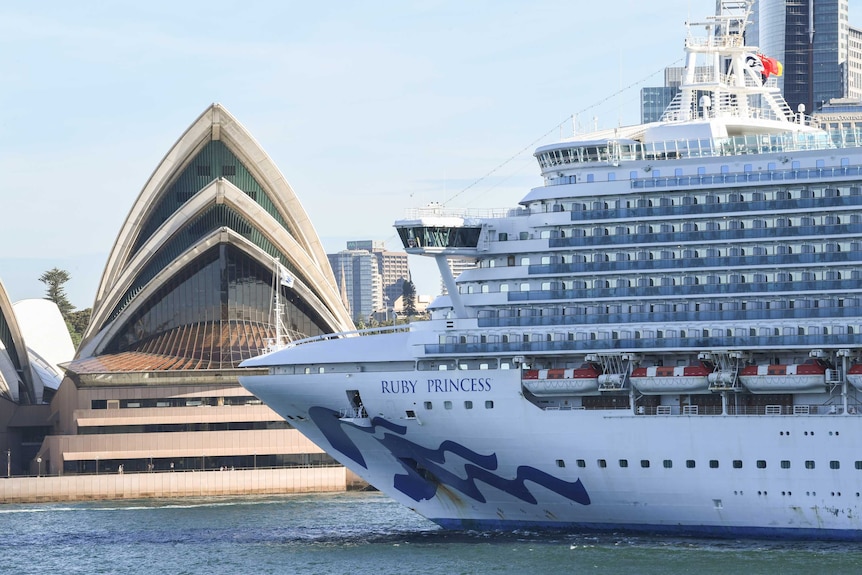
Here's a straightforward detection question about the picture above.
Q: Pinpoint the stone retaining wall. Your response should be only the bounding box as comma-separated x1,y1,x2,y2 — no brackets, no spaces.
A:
0,467,368,503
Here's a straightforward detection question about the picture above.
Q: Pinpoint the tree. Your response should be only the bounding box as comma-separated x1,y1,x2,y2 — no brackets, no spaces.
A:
39,268,74,319
68,308,92,345
402,280,418,317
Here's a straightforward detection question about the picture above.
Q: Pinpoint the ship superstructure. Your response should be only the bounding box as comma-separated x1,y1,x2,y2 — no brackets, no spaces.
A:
240,1,862,539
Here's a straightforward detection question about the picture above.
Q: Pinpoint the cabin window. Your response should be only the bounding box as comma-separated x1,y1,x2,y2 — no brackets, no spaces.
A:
733,460,742,469
663,460,672,469
709,460,719,469
619,459,629,468
485,400,494,409
805,460,815,469
781,460,791,469
830,461,840,470
444,401,452,410
576,459,586,468
598,459,607,468
757,460,767,469
686,460,696,468
464,401,473,410
640,460,650,468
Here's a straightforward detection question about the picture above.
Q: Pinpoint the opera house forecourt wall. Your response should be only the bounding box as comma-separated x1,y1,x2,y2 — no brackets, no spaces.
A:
2,104,363,502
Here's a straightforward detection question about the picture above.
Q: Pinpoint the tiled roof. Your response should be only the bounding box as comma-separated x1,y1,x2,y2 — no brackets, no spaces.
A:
66,321,275,374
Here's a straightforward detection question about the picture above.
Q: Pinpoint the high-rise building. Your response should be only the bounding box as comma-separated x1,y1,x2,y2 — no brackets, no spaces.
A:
752,0,850,113
330,241,410,321
640,66,713,124
328,249,382,322
440,258,478,296
640,87,677,124
850,26,862,100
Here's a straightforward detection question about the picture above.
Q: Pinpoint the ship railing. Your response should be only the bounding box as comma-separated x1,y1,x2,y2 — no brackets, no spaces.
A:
339,407,369,419
636,404,854,416
285,324,412,349
401,206,529,220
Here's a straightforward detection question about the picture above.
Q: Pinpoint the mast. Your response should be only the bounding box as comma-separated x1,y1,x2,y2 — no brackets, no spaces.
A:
266,257,293,353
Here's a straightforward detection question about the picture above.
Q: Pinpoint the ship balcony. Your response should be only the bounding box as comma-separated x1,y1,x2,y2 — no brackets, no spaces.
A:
630,164,862,191
478,305,862,329
549,222,862,249
424,332,862,356
568,194,862,222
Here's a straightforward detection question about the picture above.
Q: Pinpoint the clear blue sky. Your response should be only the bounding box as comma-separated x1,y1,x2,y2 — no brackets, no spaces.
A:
1,0,852,309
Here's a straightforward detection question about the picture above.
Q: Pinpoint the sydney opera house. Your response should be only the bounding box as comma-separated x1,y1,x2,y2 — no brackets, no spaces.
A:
0,283,73,474
5,104,356,478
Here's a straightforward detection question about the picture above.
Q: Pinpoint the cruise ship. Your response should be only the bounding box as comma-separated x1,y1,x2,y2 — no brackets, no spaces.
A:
239,1,862,539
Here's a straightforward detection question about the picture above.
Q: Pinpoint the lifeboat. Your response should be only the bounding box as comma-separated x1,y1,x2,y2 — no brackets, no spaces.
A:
739,359,829,393
522,363,601,395
630,362,711,394
846,364,862,391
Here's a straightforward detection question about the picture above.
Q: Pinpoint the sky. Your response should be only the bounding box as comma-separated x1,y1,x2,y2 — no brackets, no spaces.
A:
1,1,858,309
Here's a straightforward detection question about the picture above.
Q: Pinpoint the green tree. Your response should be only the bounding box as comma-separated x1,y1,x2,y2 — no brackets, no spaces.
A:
68,308,92,342
39,268,74,318
402,280,418,317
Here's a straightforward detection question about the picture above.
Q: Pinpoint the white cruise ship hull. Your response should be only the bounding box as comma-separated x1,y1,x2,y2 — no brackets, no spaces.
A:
240,333,862,540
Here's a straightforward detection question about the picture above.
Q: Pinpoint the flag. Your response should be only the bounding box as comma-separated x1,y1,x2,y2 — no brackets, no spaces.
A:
759,54,783,78
744,53,764,74
278,264,294,288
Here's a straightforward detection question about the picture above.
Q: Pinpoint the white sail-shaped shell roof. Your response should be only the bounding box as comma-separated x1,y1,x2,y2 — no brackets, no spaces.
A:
76,104,353,364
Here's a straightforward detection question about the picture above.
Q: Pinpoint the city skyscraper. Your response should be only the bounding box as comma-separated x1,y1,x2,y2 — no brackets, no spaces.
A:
329,241,410,322
752,0,850,113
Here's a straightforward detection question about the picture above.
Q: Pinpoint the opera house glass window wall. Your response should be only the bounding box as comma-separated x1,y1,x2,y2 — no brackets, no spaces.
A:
105,245,329,367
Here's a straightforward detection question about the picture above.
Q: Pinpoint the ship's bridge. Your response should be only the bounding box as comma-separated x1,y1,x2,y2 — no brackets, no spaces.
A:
394,203,512,256
395,220,481,255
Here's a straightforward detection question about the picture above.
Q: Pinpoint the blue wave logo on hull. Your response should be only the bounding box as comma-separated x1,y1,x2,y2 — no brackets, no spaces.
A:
308,406,590,506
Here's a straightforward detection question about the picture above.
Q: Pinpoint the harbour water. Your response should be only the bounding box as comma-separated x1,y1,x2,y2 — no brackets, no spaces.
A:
3,491,861,574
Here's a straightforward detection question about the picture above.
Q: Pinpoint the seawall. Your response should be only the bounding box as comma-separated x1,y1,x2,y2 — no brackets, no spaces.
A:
0,467,369,504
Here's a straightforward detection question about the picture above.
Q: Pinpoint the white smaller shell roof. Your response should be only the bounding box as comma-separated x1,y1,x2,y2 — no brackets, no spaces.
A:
13,299,75,389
